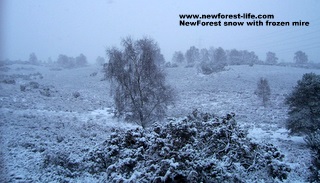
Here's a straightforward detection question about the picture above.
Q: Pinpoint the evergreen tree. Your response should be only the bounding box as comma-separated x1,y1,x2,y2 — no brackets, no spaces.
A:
285,73,320,134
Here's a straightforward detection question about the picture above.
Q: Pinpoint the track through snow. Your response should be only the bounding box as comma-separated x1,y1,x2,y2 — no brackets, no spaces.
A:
0,64,319,182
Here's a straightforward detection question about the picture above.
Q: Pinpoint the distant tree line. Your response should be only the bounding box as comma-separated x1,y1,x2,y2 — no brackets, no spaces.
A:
169,46,313,73
0,52,89,69
170,46,261,74
40,53,89,68
171,46,261,68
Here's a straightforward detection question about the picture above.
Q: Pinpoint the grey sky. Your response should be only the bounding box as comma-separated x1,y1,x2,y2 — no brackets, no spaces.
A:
1,0,320,63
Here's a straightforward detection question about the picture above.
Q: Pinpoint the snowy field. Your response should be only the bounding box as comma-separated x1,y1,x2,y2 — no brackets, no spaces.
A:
1,63,320,182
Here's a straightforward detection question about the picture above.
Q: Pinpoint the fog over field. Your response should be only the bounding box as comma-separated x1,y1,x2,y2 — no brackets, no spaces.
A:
1,0,320,182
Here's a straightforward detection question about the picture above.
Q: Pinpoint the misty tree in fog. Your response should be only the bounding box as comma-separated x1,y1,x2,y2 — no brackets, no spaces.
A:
265,51,278,65
294,51,308,65
75,53,87,67
199,48,210,63
212,47,227,69
226,49,260,65
242,50,259,65
104,37,175,128
171,51,185,64
47,57,53,65
96,56,105,65
198,48,210,74
29,52,38,65
198,47,227,74
56,54,87,68
185,46,199,67
227,49,242,65
198,48,211,74
57,54,75,68
255,78,271,107
285,73,320,134
154,51,166,67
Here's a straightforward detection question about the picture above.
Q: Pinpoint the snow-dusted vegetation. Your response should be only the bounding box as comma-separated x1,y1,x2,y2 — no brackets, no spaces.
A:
85,112,290,182
1,62,320,182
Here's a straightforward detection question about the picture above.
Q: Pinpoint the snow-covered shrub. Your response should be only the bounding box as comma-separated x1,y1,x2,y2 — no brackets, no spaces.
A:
43,150,83,178
40,87,53,97
165,62,178,68
15,67,35,71
20,81,41,92
90,72,97,77
29,81,40,89
305,130,320,149
305,130,320,182
31,72,43,79
1,79,16,84
72,91,81,98
198,47,227,75
309,149,320,183
20,84,26,91
85,111,290,182
198,60,226,75
0,66,10,72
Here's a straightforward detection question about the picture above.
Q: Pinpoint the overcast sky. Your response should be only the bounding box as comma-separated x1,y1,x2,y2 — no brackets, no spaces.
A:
1,0,319,63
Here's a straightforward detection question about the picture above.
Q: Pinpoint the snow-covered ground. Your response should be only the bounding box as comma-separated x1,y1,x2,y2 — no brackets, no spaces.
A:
0,63,319,182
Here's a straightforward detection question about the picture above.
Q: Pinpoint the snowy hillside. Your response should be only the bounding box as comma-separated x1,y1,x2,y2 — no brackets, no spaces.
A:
1,63,319,182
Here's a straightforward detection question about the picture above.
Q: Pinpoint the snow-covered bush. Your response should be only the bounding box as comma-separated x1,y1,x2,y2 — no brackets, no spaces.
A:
42,150,83,179
29,81,40,89
85,111,290,182
165,62,178,68
305,130,320,149
305,130,320,182
198,47,227,75
0,66,10,72
20,84,26,91
40,87,54,97
72,91,81,98
20,81,44,92
90,72,98,77
1,79,16,84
